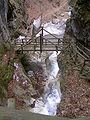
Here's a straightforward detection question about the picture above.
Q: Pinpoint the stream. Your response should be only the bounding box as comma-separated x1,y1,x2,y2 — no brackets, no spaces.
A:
28,18,67,116
29,51,61,116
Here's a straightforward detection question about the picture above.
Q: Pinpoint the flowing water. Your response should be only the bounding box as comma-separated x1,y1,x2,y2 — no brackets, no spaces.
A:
28,18,67,116
29,51,61,116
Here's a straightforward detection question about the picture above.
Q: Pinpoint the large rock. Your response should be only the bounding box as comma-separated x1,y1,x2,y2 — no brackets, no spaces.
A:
0,0,27,42
0,106,90,120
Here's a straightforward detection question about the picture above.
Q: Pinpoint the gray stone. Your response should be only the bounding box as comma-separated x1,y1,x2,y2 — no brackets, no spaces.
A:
0,107,90,120
7,98,15,109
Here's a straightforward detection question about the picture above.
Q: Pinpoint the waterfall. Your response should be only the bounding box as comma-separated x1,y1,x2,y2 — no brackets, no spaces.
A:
29,51,62,116
28,17,67,115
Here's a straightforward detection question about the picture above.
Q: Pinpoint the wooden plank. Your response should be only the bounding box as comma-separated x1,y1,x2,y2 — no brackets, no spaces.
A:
77,42,90,56
14,27,63,52
71,43,88,60
40,34,43,53
76,46,89,59
17,49,62,51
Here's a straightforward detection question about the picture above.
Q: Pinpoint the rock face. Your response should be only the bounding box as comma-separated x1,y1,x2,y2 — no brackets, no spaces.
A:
0,0,27,42
0,0,10,41
0,0,8,23
68,0,90,48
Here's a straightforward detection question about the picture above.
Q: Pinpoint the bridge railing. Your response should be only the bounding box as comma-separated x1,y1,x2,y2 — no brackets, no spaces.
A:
15,26,63,53
70,39,90,79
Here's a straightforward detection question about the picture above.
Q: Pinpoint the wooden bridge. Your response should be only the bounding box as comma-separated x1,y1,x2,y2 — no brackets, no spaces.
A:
14,27,63,53
13,26,90,80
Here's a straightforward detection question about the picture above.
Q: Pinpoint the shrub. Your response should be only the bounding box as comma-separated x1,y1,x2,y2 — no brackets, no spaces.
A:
0,42,14,100
0,64,14,100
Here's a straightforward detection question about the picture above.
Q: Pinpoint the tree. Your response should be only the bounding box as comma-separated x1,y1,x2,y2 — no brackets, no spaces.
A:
0,0,10,42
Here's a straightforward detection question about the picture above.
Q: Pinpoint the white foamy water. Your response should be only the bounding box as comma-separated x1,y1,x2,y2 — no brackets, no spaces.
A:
28,18,67,116
36,19,66,38
30,51,61,116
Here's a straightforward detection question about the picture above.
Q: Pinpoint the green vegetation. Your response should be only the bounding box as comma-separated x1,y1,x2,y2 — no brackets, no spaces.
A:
0,64,14,99
0,42,12,58
0,43,14,100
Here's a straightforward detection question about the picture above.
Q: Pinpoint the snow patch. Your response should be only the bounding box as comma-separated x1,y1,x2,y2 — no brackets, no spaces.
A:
33,16,41,29
36,20,66,38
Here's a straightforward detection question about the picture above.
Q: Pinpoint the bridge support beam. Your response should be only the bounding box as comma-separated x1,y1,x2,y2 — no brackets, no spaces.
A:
40,34,43,53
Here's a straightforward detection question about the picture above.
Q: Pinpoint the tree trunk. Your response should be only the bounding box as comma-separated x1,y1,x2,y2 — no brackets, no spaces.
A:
0,0,10,42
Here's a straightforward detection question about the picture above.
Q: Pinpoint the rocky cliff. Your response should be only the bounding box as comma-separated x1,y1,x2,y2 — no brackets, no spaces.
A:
68,0,90,48
57,0,90,117
0,0,27,42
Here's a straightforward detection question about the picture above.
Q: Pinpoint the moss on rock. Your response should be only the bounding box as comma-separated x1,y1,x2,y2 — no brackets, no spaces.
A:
0,43,14,101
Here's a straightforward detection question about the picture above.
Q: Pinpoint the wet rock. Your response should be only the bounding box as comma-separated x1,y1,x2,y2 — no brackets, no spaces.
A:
67,0,90,48
7,98,15,109
60,13,64,17
52,18,60,24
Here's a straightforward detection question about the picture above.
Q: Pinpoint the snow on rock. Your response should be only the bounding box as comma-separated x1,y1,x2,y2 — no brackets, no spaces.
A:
18,35,25,40
29,51,62,116
16,35,26,44
24,98,35,106
14,63,19,70
33,16,41,29
67,6,73,17
36,20,66,38
30,98,49,115
52,18,60,24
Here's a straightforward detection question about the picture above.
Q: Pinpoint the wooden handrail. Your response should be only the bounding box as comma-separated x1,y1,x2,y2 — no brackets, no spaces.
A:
43,28,60,40
76,46,89,59
43,37,56,46
15,26,63,52
77,42,90,57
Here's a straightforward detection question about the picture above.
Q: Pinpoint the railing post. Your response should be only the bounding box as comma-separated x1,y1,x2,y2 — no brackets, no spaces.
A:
40,34,43,53
14,39,16,45
41,27,43,45
45,39,47,46
22,39,24,45
31,24,35,40
58,39,60,46
74,53,78,64
56,46,58,53
21,44,23,54
25,37,27,44
80,60,86,74
34,45,36,52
